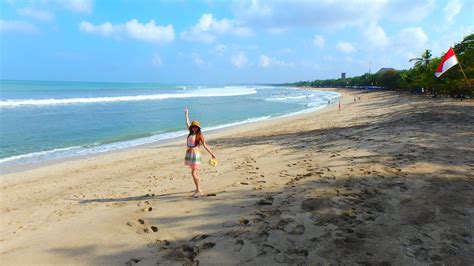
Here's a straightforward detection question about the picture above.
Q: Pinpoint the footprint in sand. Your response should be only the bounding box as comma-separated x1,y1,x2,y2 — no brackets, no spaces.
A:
137,200,150,207
191,234,210,242
141,206,153,212
301,198,332,212
137,200,156,212
201,242,216,250
257,195,274,205
239,218,250,226
234,239,244,251
164,244,200,263
262,244,281,254
125,258,141,266
284,224,305,235
126,219,159,234
274,249,309,264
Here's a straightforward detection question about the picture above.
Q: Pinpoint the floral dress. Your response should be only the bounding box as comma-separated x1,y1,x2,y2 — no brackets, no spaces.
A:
184,135,201,169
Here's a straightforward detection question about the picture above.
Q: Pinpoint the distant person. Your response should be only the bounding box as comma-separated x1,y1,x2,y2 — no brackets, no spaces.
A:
184,109,217,197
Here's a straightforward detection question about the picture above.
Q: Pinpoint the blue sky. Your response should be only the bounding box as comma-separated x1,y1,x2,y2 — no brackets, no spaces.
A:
0,0,472,84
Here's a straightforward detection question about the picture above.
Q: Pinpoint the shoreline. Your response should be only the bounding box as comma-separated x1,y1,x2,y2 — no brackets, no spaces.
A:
1,89,471,265
0,87,341,175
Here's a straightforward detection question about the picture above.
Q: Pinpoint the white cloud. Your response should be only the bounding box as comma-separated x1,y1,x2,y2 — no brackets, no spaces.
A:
444,0,462,24
181,13,252,43
124,19,174,43
79,21,114,37
313,34,325,49
0,20,38,34
79,20,175,43
8,1,94,15
17,8,54,22
233,0,435,30
233,0,377,29
337,42,356,53
231,52,248,68
234,0,273,18
363,23,390,50
430,25,472,56
259,54,294,68
380,0,435,22
61,0,94,14
397,27,428,49
152,54,163,67
392,27,430,64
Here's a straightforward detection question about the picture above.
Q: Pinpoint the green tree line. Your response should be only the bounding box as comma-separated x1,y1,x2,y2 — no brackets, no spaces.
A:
285,34,473,97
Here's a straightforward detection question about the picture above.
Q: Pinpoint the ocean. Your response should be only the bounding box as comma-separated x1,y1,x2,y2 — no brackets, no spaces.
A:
0,80,340,167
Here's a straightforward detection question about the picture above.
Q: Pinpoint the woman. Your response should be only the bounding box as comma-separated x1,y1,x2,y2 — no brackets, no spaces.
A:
184,109,216,197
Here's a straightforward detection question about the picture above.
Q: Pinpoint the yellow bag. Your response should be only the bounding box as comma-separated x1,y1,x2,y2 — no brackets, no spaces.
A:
208,158,218,167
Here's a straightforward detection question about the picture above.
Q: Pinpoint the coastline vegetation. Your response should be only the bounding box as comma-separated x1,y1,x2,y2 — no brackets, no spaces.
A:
285,34,473,97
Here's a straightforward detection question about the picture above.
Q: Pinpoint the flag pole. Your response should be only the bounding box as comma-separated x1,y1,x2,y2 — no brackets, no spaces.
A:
457,58,470,87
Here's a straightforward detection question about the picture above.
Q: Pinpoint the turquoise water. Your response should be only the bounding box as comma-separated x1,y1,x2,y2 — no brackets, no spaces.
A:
0,80,340,166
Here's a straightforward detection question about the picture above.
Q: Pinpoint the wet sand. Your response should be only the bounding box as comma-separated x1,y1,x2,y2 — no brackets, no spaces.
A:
1,89,473,265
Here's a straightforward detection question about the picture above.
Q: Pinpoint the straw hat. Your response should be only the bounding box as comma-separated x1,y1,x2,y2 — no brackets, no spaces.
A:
190,121,201,128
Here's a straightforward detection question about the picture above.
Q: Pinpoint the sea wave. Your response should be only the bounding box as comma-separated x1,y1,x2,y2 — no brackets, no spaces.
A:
0,116,272,167
265,93,315,102
0,88,257,107
0,88,341,168
0,146,83,164
265,90,340,106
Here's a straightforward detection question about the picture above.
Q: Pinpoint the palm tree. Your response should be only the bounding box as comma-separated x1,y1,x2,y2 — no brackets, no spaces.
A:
408,49,435,94
409,49,432,69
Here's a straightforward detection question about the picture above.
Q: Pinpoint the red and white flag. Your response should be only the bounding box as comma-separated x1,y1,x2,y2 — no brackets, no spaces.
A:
435,47,459,78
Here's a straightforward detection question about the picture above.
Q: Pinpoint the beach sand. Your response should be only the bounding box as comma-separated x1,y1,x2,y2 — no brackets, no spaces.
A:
1,89,473,265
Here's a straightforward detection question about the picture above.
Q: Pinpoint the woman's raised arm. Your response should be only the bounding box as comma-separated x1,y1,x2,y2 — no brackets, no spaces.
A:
184,108,191,129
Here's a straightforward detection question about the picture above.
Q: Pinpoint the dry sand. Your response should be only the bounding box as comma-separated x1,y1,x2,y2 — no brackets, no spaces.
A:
1,89,473,265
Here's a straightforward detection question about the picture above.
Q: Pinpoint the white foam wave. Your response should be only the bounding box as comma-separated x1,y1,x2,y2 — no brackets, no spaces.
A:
0,116,272,167
0,146,83,164
0,88,341,168
0,88,257,107
265,90,340,106
266,93,315,102
203,116,271,132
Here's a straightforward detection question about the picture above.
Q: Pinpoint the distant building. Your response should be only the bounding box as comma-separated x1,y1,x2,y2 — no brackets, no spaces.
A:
341,72,346,79
376,68,397,75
